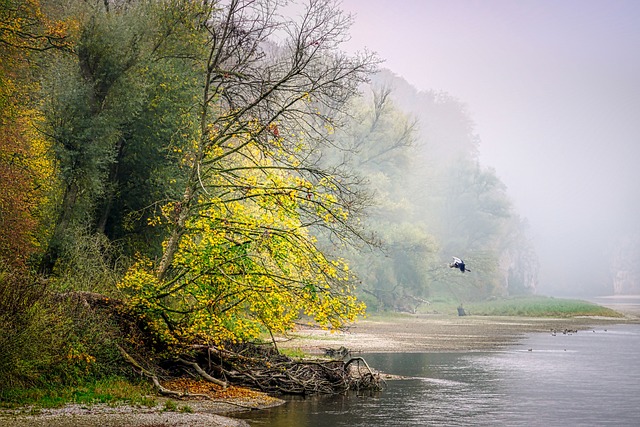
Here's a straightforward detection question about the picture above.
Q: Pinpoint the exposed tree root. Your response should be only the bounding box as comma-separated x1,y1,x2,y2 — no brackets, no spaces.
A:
71,291,382,397
195,343,384,395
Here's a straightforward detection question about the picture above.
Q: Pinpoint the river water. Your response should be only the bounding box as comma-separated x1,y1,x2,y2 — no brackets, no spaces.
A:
239,322,640,426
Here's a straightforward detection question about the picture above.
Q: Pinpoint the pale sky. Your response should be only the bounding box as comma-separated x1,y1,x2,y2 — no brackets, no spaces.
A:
338,0,640,296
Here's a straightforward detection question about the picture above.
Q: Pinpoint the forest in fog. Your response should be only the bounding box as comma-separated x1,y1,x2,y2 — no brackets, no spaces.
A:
329,70,539,311
1,0,537,388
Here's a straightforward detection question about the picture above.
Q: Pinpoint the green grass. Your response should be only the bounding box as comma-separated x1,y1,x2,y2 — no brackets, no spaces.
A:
160,400,194,413
279,347,307,359
464,296,624,318
179,404,193,413
163,399,177,411
0,377,156,410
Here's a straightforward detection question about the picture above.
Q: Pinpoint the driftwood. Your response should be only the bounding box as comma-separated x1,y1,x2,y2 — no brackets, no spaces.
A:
345,357,386,391
118,342,382,397
197,343,383,395
323,346,351,359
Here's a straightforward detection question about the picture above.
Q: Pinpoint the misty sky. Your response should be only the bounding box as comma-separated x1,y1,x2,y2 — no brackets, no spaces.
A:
339,0,640,296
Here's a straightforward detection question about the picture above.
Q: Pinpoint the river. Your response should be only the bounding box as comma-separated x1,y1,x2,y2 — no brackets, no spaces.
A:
238,322,640,426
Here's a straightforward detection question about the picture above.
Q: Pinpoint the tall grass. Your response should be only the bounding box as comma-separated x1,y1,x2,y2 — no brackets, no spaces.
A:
465,296,623,318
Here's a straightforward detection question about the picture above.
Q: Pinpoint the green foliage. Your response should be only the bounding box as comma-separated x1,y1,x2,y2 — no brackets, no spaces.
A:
0,377,155,409
50,226,123,292
466,296,624,318
91,1,205,253
330,87,439,311
329,79,536,307
0,267,65,389
114,0,376,352
179,404,193,413
0,263,125,389
39,0,206,270
163,400,177,412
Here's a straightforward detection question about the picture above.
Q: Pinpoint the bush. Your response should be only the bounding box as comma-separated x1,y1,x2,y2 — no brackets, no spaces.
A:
0,267,66,388
0,263,126,389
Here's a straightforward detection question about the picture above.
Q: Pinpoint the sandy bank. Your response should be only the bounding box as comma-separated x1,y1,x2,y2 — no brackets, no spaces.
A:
278,311,640,354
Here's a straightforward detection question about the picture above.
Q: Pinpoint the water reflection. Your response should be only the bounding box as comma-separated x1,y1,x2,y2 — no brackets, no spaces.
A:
239,324,640,426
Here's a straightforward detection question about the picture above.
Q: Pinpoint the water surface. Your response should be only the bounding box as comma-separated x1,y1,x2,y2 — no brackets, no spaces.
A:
239,323,640,426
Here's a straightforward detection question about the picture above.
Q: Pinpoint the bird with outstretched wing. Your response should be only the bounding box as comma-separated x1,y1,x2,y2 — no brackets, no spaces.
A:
449,256,470,272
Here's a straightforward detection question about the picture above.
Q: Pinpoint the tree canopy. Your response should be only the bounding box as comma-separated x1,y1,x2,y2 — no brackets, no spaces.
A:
0,0,538,390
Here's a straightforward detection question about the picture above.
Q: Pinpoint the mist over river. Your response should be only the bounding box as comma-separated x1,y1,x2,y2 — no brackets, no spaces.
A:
239,322,640,426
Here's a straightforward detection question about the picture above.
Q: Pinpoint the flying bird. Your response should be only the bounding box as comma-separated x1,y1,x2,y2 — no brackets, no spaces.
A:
449,256,470,273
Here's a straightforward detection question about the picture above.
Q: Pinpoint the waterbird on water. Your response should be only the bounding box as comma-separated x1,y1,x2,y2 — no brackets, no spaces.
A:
449,257,470,273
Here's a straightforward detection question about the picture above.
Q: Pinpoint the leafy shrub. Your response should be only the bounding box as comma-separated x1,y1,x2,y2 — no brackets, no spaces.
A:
0,260,125,389
0,266,66,388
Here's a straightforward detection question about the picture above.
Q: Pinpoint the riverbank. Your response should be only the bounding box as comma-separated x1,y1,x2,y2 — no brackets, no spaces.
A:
277,311,639,354
3,305,637,427
277,297,640,354
0,391,284,427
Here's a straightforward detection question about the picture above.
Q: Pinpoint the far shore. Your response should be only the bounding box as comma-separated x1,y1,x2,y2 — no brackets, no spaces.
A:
2,303,638,427
278,309,639,354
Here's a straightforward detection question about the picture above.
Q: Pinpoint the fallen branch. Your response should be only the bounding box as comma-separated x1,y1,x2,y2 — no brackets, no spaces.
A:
345,357,385,391
178,357,228,389
345,356,375,374
191,343,382,395
116,344,208,399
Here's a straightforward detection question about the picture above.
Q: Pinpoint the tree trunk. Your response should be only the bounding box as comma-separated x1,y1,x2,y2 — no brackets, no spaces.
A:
96,137,125,235
39,182,79,274
155,185,194,281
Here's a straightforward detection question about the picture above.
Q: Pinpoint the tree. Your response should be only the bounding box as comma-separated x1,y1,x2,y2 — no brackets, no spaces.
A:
326,85,439,311
339,70,538,304
0,0,80,388
118,0,378,349
120,139,365,345
38,0,205,271
0,0,68,268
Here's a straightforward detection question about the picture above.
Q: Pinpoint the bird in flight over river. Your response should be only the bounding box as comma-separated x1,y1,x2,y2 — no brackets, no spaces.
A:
449,257,470,273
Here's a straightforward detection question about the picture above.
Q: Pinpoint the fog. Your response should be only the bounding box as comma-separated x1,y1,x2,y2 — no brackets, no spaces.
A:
339,0,640,296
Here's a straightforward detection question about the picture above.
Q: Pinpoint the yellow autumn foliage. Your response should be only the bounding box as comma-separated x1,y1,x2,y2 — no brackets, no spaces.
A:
119,135,365,350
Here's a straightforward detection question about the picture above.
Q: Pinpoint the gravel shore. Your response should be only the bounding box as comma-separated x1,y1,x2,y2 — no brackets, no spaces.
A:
3,304,637,427
0,409,250,427
0,396,284,427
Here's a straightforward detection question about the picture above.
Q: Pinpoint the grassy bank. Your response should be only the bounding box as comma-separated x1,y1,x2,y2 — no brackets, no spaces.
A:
0,377,156,410
461,296,623,318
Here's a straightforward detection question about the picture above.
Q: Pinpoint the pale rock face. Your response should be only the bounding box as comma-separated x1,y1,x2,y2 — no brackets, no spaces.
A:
611,235,640,295
613,269,640,295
